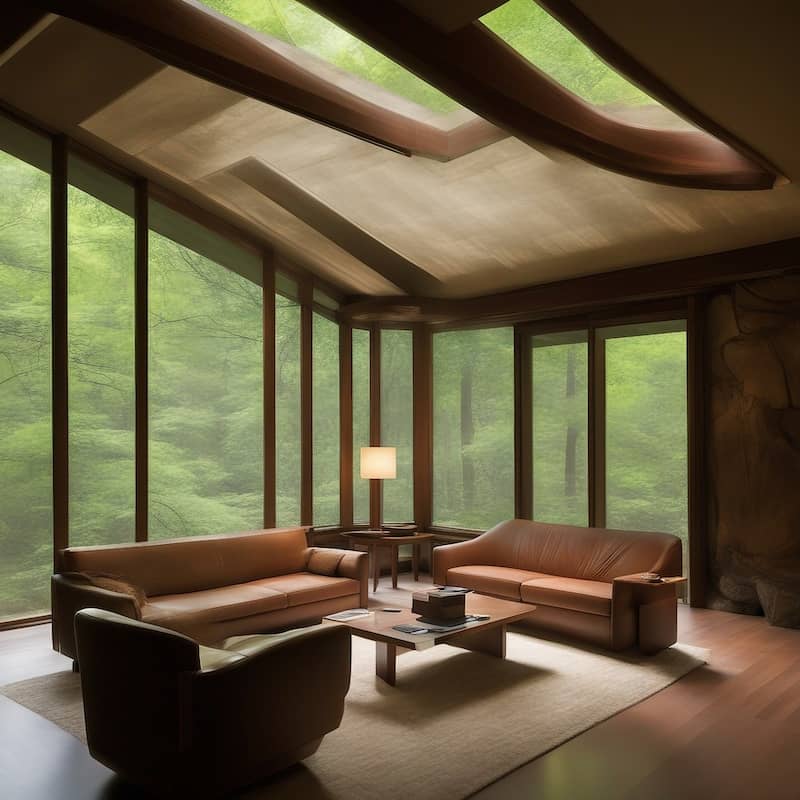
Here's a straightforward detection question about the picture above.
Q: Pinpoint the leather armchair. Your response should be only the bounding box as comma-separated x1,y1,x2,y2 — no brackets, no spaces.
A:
74,608,352,798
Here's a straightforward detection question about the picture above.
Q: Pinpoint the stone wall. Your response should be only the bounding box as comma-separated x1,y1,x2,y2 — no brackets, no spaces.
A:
706,273,800,627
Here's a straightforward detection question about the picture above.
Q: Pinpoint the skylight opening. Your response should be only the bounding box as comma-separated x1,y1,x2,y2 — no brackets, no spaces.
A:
481,0,657,109
200,0,461,114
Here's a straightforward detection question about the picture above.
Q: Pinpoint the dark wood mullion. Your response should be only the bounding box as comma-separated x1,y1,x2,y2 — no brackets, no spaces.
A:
412,324,433,530
369,325,381,530
339,323,354,530
262,256,276,529
300,284,313,527
590,330,607,528
134,179,148,542
687,296,708,605
514,327,533,520
51,135,68,568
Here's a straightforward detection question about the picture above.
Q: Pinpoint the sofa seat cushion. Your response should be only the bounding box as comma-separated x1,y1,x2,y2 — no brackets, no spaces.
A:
254,573,360,607
445,566,550,600
143,580,288,627
521,576,612,617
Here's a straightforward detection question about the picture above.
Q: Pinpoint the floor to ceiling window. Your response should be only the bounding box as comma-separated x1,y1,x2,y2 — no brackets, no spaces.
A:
312,310,340,525
602,322,688,565
148,202,263,539
381,329,414,523
531,331,589,526
433,327,515,530
275,273,302,526
68,157,136,547
352,327,370,524
0,120,52,621
522,318,689,573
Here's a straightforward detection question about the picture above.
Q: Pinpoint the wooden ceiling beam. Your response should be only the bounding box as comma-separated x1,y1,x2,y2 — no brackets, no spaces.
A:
339,236,800,325
30,0,503,162
227,158,443,296
303,0,780,190
394,0,507,33
0,9,53,67
31,0,779,188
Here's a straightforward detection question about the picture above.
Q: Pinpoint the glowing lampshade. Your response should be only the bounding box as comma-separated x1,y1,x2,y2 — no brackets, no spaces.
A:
360,447,396,480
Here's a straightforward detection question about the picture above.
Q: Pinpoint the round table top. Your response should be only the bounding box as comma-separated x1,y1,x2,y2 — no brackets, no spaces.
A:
341,530,435,544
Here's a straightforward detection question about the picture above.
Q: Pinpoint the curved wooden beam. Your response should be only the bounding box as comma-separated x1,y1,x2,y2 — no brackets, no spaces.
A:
33,0,780,188
302,0,780,190
537,0,781,184
31,0,504,161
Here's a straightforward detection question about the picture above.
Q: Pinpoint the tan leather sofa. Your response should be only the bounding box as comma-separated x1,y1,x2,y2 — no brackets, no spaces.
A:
74,608,351,798
433,519,683,653
53,527,368,661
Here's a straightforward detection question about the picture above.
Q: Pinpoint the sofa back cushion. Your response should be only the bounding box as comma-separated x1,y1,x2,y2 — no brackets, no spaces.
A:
477,519,681,582
60,528,309,597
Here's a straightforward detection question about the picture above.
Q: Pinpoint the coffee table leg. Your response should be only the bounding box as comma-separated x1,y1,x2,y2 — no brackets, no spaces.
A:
391,546,398,589
448,624,506,659
412,542,419,581
375,642,397,686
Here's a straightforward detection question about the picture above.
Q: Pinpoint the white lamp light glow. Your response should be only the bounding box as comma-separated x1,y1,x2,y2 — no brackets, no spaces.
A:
360,447,397,480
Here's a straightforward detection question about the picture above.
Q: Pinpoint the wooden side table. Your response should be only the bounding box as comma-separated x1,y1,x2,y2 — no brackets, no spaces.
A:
341,532,435,592
614,574,688,654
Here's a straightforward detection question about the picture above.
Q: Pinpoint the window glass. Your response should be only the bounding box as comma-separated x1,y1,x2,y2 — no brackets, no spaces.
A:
148,212,263,538
68,159,135,546
381,329,414,523
604,323,688,569
0,131,51,620
312,312,340,525
433,327,515,529
481,0,693,130
352,328,370,523
532,332,589,525
201,0,460,112
275,283,302,525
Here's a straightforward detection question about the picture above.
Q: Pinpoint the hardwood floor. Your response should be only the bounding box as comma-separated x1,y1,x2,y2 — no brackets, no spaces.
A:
1,576,799,799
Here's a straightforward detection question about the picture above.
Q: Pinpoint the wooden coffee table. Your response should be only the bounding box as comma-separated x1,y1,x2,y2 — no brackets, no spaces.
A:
326,594,536,686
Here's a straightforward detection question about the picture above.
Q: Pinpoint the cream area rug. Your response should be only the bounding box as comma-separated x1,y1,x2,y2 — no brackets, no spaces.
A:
1,632,708,799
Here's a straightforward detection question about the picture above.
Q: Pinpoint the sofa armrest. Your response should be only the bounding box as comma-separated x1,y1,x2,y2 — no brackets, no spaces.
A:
335,550,369,608
52,574,141,660
306,547,369,608
432,536,489,586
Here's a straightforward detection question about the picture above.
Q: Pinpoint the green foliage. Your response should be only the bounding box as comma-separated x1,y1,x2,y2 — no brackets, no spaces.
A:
313,312,340,524
0,151,52,619
381,330,414,523
532,339,589,526
352,328,370,523
148,229,263,539
481,0,654,107
606,332,688,565
202,0,459,113
433,328,516,530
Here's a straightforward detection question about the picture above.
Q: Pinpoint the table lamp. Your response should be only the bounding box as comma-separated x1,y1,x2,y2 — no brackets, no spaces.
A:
360,446,396,531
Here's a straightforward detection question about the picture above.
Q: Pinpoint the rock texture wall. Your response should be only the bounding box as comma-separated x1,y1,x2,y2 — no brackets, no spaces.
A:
707,273,800,627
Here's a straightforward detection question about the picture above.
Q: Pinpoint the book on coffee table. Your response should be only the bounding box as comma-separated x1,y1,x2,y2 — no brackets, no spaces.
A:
324,609,374,622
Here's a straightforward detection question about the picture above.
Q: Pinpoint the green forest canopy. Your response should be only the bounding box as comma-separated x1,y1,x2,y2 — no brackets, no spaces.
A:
202,0,656,112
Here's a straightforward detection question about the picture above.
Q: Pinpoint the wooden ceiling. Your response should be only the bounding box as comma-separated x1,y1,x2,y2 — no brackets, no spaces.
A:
1,2,799,300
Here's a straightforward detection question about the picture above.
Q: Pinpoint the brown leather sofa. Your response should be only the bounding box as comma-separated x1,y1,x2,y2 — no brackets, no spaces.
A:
74,607,351,798
53,527,368,661
433,519,683,653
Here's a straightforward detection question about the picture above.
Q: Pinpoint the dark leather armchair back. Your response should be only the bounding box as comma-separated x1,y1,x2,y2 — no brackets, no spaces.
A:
74,608,351,797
